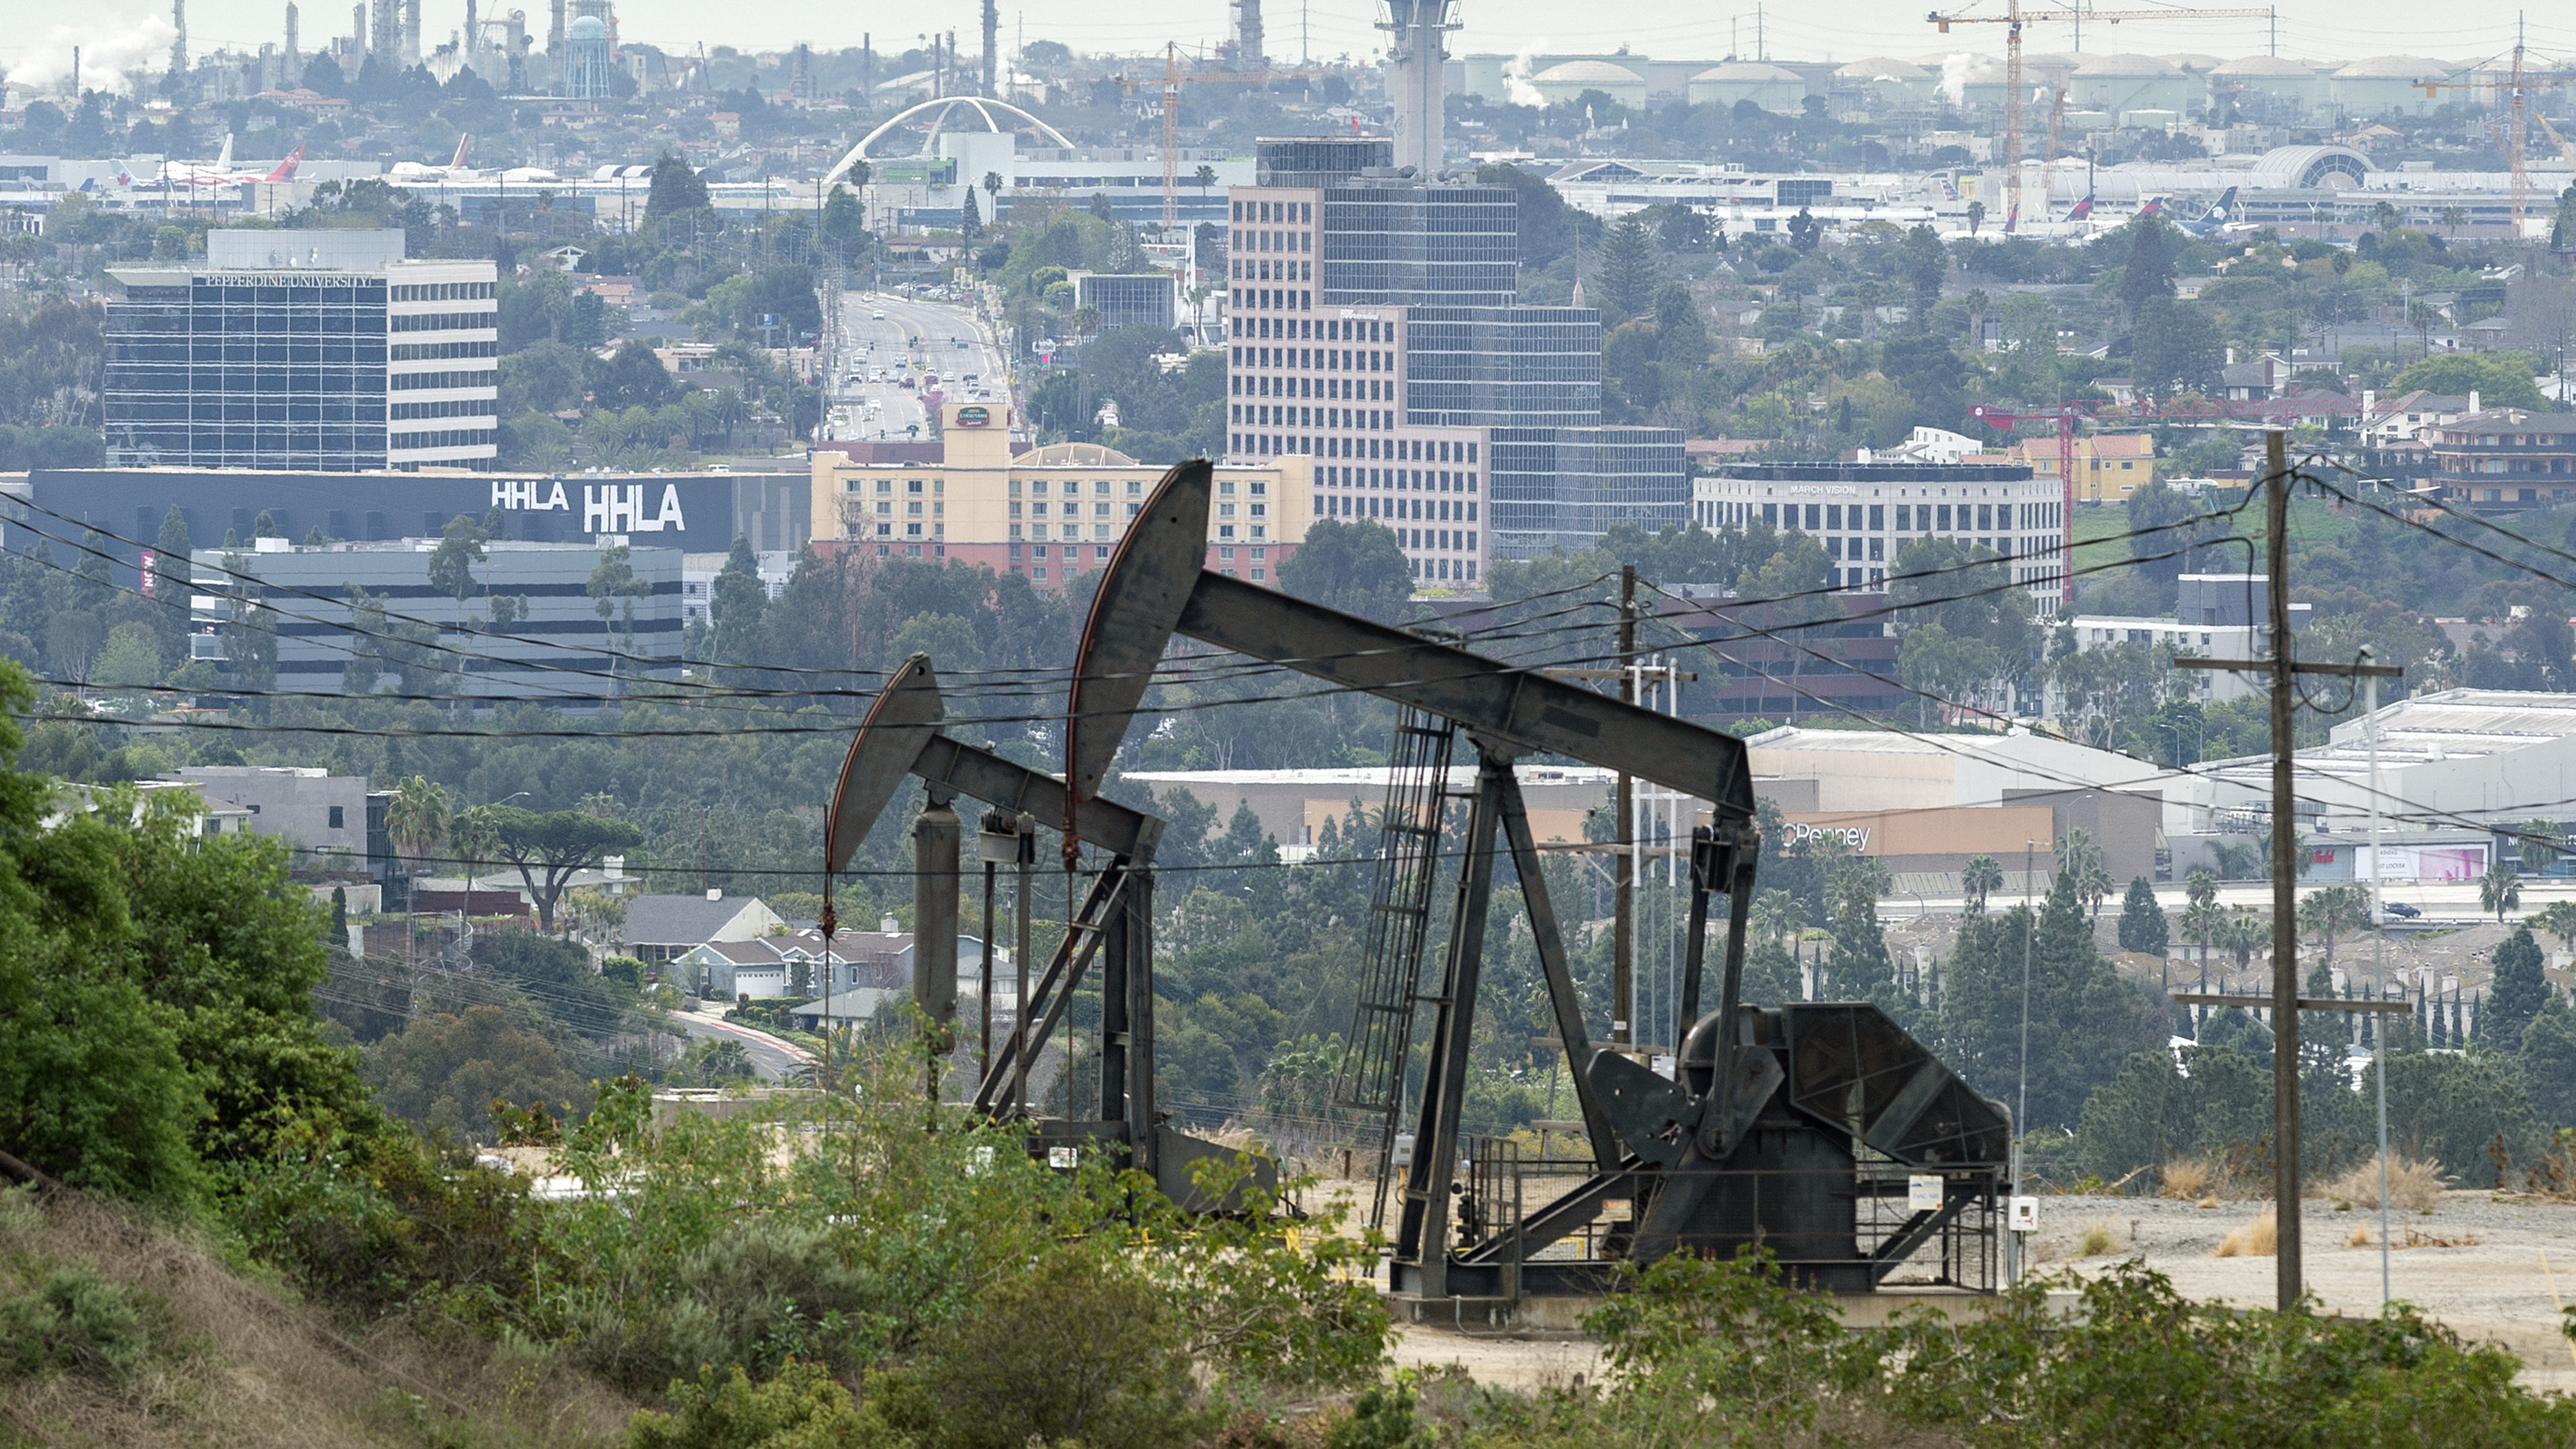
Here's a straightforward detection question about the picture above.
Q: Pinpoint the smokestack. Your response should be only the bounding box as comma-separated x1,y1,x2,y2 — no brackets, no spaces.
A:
982,0,997,96
351,3,365,65
170,0,190,80
284,1,300,79
548,0,563,55
402,0,421,65
464,0,478,65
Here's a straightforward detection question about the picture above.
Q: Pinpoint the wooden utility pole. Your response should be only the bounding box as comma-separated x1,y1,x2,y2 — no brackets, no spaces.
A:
2263,429,2300,1313
2171,431,2406,1315
1613,564,1637,1048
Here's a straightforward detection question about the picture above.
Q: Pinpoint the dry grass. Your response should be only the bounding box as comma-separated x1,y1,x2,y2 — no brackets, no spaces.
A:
2347,1224,2373,1248
2327,1155,2447,1213
0,1185,632,1448
2401,1224,2482,1249
2213,1210,2278,1258
2196,1195,2222,1209
2160,1158,2216,1200
2076,1218,2122,1257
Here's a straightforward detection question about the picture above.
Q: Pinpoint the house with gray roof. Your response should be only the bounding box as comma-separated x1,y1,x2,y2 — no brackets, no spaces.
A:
623,890,787,963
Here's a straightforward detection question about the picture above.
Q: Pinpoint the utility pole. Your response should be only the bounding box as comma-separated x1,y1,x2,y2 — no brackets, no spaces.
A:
1613,564,1637,1050
2263,430,2300,1314
2169,432,2408,1316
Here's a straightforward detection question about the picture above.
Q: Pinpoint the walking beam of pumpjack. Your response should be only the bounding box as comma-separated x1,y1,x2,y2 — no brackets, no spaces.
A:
834,460,2013,1297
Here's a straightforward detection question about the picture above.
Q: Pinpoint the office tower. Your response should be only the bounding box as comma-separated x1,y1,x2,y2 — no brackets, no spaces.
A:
1224,138,1684,579
102,229,500,471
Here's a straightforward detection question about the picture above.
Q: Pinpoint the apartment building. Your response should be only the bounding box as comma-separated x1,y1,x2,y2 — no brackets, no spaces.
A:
809,401,1312,588
2428,407,2576,513
1999,431,2156,504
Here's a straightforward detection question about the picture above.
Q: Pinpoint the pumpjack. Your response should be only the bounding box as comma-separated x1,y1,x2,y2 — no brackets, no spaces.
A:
823,655,1273,1211
837,460,2012,1300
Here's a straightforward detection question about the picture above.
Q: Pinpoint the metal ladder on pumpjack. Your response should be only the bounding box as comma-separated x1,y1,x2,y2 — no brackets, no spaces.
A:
1335,706,1464,1233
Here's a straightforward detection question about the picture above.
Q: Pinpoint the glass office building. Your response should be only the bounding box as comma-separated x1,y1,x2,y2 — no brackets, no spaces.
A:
103,229,499,472
1227,139,1686,576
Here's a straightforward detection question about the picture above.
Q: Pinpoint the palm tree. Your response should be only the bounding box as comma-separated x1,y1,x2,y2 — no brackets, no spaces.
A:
2371,199,2399,234
2061,827,2113,918
1961,854,2004,914
2181,896,2228,971
2531,899,2576,955
2297,885,2368,985
1751,888,1801,945
2518,818,2564,877
2478,860,2522,924
2185,868,2217,909
2438,205,2465,241
2223,908,2271,984
1193,163,1216,206
982,170,1003,227
384,775,449,903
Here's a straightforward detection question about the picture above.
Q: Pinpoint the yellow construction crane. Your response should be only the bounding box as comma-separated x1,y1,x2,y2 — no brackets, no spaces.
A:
1928,3,2271,233
1118,42,1326,226
2415,32,2571,240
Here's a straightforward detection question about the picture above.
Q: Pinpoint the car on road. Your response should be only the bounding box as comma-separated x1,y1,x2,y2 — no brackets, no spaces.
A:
871,309,886,319
2379,901,2421,921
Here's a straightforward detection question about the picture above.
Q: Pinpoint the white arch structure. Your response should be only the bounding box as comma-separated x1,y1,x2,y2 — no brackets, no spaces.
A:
820,98,1075,191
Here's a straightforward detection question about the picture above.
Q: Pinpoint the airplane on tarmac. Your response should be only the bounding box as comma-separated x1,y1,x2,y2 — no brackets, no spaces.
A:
390,134,475,181
2174,186,2241,238
388,135,562,185
158,136,305,188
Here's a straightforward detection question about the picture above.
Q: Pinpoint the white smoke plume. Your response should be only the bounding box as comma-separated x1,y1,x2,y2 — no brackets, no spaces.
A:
1938,52,1976,106
1503,37,1548,108
3,13,179,98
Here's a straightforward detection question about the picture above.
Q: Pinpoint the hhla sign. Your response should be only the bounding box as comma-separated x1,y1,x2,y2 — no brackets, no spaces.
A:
486,479,689,534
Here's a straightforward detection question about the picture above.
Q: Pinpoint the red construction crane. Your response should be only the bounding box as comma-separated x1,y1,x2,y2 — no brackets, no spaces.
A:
1965,401,2091,607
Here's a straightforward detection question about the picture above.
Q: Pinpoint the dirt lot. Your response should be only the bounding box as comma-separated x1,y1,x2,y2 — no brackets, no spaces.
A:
1380,1190,2576,1393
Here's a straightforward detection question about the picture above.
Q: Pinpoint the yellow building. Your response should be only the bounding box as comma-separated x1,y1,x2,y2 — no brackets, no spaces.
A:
811,402,1314,589
2006,432,2157,504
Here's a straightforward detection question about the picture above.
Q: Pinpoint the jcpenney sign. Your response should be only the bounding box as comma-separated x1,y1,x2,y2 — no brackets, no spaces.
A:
1782,820,1872,852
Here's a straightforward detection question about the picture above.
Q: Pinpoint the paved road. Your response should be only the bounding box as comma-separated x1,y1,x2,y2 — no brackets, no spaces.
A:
824,289,1006,442
669,1009,814,1083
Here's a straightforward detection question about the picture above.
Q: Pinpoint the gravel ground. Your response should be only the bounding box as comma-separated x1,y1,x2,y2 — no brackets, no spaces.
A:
2036,1190,2576,1389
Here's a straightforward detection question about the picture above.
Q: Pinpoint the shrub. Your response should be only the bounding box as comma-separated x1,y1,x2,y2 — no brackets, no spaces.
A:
2329,1154,2447,1212
625,1359,904,1449
886,1247,1202,1449
0,1265,152,1384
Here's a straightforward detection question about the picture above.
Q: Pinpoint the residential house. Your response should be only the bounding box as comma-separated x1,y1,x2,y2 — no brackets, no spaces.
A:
624,890,787,964
166,765,371,870
2003,431,2156,504
2360,390,2476,453
2429,407,2576,513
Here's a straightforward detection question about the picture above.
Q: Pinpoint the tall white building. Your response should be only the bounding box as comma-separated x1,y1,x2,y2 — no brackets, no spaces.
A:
1693,461,2065,598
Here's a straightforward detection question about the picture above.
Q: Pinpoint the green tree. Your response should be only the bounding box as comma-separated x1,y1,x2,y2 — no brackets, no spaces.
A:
1829,870,1897,1008
360,1006,589,1141
2297,885,2370,986
2388,352,2546,411
2074,1044,2271,1178
384,774,450,884
480,805,647,932
708,535,768,661
590,338,680,412
1275,519,1412,623
1937,872,2168,1130
642,150,712,227
2129,295,2223,398
2116,211,2177,320
2117,876,2169,956
1596,213,1659,324
2520,997,2576,1127
2487,925,2549,1054
2368,1051,2542,1182
425,514,486,610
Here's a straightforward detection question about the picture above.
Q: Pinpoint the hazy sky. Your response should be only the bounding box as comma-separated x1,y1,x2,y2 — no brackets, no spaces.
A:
6,1,2565,97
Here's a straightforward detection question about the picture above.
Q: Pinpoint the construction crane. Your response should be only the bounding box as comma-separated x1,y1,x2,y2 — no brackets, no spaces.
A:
2414,26,2571,240
1117,42,1325,225
1928,4,2272,234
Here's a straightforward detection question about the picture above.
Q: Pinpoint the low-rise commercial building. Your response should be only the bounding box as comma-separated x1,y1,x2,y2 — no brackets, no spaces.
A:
191,537,683,698
809,401,1311,589
1692,461,2064,596
1998,431,2155,504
